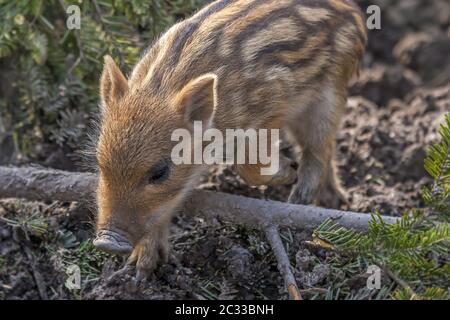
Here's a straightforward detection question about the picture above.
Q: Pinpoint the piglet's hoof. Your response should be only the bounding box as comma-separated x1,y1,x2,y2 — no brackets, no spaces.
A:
127,233,169,282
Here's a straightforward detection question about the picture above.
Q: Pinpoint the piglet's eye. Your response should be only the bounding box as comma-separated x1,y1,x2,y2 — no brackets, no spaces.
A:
147,161,170,184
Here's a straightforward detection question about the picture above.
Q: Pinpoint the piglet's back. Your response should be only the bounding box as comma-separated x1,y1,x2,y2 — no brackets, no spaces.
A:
129,0,367,115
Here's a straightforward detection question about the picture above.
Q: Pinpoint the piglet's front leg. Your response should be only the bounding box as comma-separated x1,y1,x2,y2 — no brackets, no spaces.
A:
127,225,170,281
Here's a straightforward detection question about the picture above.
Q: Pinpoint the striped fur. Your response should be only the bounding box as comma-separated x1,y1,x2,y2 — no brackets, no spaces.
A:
95,0,367,275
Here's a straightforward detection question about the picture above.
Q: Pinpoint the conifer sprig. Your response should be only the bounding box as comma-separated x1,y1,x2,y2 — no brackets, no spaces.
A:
313,114,450,299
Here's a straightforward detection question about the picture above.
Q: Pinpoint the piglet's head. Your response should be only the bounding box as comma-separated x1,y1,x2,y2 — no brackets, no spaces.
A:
94,56,217,254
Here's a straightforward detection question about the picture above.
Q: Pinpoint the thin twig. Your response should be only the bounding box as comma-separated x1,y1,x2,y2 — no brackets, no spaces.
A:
264,225,302,300
381,265,416,296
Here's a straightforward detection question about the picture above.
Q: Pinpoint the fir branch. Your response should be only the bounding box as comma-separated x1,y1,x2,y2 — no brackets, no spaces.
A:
423,113,450,216
312,114,450,299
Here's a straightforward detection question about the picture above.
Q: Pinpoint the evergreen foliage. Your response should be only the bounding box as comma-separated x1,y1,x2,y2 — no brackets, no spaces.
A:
0,0,205,161
313,114,450,300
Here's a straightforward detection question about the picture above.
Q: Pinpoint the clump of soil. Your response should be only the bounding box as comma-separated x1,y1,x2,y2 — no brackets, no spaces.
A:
1,1,449,300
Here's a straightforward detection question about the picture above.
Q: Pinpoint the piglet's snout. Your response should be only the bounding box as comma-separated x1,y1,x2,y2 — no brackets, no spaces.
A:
93,229,133,255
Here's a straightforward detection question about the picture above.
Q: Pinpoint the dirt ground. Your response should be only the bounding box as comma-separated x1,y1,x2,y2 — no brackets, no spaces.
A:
1,0,449,300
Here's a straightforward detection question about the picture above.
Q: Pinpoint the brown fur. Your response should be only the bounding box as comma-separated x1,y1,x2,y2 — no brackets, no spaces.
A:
96,0,367,276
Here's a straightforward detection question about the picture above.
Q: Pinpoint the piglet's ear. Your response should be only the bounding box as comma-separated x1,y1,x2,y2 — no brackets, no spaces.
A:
174,74,218,128
100,55,129,110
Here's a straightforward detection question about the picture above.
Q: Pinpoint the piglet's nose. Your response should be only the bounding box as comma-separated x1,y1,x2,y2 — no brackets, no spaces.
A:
93,229,133,255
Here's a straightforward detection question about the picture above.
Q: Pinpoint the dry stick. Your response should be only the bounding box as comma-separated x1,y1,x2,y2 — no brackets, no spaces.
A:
184,189,399,232
0,166,97,203
265,226,302,300
0,166,398,232
0,166,399,232
0,166,399,298
380,265,416,296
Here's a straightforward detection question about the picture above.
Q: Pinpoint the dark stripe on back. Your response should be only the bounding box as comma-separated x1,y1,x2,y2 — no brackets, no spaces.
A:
254,30,334,72
233,6,334,66
149,0,234,89
172,0,269,65
296,0,367,45
150,0,270,90
231,6,303,57
168,0,234,63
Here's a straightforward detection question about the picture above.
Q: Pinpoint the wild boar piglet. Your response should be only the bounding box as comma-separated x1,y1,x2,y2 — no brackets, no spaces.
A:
94,0,367,279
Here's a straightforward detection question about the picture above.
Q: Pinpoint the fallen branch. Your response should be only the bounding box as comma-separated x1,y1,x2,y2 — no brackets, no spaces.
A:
184,188,399,232
0,166,399,232
265,226,302,300
0,166,399,299
0,166,97,203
